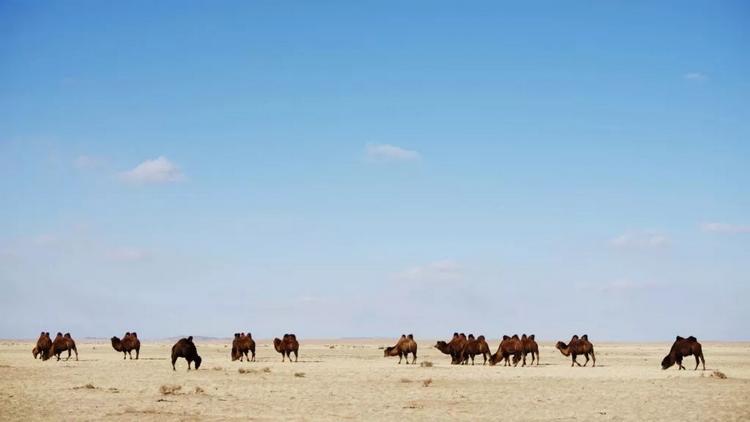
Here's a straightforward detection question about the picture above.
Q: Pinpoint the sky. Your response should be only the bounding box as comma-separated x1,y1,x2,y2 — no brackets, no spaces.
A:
1,1,748,341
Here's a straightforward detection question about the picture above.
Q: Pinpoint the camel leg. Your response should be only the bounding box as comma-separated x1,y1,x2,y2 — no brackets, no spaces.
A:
294,350,298,362
251,351,256,362
135,348,139,360
281,352,285,362
536,352,539,366
572,354,581,367
522,353,527,367
583,353,590,367
398,353,402,364
694,354,702,371
590,350,595,367
123,352,127,360
172,356,177,371
699,352,705,371
412,351,417,365
187,360,192,370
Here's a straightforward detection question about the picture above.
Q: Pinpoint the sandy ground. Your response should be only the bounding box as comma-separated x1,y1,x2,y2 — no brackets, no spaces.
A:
0,338,748,421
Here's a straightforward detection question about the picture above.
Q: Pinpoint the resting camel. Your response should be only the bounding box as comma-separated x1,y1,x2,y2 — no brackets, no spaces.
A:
489,335,523,366
273,334,299,362
171,336,202,371
521,334,539,366
661,336,705,370
33,332,52,360
232,332,256,362
384,334,417,364
111,332,140,360
434,332,467,364
48,332,78,361
556,334,595,367
459,334,491,365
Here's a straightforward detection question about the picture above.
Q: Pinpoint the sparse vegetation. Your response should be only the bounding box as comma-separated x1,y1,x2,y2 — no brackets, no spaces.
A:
238,367,256,374
422,378,433,387
294,372,306,378
712,370,727,379
73,383,96,390
400,378,412,383
194,386,205,394
420,361,433,368
159,384,182,395
262,367,271,373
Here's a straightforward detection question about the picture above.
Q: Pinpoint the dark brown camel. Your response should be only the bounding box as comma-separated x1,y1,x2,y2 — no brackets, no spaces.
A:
111,332,140,360
555,334,596,367
33,332,52,360
171,336,202,371
459,334,491,365
661,336,705,370
232,332,256,362
273,334,299,362
434,332,466,364
521,334,539,366
384,334,417,364
489,335,523,366
48,332,78,361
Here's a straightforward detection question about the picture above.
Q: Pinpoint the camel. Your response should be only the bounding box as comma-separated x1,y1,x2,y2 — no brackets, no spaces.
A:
273,334,299,362
521,334,539,366
48,332,78,361
111,332,140,360
434,332,467,364
489,335,523,366
661,336,705,370
384,334,418,364
171,336,202,371
555,334,596,367
459,334,491,365
232,332,256,362
33,332,51,360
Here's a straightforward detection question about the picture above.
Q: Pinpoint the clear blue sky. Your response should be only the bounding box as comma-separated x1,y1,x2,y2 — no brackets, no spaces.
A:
1,1,748,340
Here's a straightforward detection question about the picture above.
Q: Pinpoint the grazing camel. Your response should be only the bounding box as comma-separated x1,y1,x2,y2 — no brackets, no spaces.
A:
273,334,299,362
111,332,140,360
459,334,491,365
48,332,78,361
33,332,52,360
489,335,523,367
232,332,256,362
171,336,202,371
661,336,705,370
434,332,467,364
556,334,596,367
384,334,418,364
521,334,539,366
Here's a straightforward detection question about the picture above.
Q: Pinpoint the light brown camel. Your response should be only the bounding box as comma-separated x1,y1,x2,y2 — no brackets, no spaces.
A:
489,335,523,366
384,334,417,364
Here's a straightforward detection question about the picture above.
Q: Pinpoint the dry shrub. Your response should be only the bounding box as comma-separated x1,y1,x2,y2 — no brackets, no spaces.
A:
194,386,205,394
711,370,727,379
159,384,182,395
238,368,256,374
73,383,96,390
420,361,433,368
294,372,306,378
262,367,271,373
400,378,412,383
422,378,433,387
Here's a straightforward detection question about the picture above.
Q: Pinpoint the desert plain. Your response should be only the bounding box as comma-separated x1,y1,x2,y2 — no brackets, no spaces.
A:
1,338,748,421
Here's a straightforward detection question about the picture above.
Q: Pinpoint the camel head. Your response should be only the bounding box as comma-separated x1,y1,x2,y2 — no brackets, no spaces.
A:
661,354,675,370
434,341,450,354
383,346,394,357
488,353,500,366
111,337,123,351
555,341,570,356
194,355,202,370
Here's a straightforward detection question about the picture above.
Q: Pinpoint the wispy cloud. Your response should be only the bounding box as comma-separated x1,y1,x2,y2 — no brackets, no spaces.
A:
700,222,750,234
120,156,184,184
394,260,463,284
684,72,708,81
106,247,152,263
73,155,106,170
365,144,420,162
609,232,669,249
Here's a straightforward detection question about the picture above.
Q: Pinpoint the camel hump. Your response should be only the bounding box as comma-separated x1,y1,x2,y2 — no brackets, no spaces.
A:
477,335,485,341
56,332,63,337
247,332,252,338
522,334,527,339
131,332,137,337
468,334,475,340
571,335,579,340
676,335,684,341
512,334,519,339
581,334,588,341
288,334,296,340
187,336,193,342
400,334,406,338
234,333,240,338
453,332,458,337
502,335,510,340
687,336,697,342
529,334,535,340
407,334,414,340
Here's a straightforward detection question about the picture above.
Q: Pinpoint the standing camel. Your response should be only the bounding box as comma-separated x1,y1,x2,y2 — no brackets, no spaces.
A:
555,334,595,367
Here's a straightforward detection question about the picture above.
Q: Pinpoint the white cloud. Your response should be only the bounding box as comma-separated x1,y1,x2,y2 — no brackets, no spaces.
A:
609,232,669,249
700,222,750,234
365,144,420,162
684,72,707,81
395,260,463,284
120,157,184,184
73,155,105,170
106,247,151,263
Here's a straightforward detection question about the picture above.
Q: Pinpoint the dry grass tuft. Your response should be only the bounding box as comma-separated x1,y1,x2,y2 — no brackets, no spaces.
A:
400,378,412,383
422,378,433,387
294,372,306,378
262,367,271,373
73,383,96,390
420,361,433,368
711,370,727,379
159,384,182,395
194,386,205,394
212,366,223,371
238,368,256,374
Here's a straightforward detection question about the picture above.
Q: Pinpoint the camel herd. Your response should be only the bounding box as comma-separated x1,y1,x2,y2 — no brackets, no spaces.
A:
31,331,707,372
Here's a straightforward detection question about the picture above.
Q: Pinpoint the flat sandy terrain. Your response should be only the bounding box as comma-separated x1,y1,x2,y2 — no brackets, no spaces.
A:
1,338,748,421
